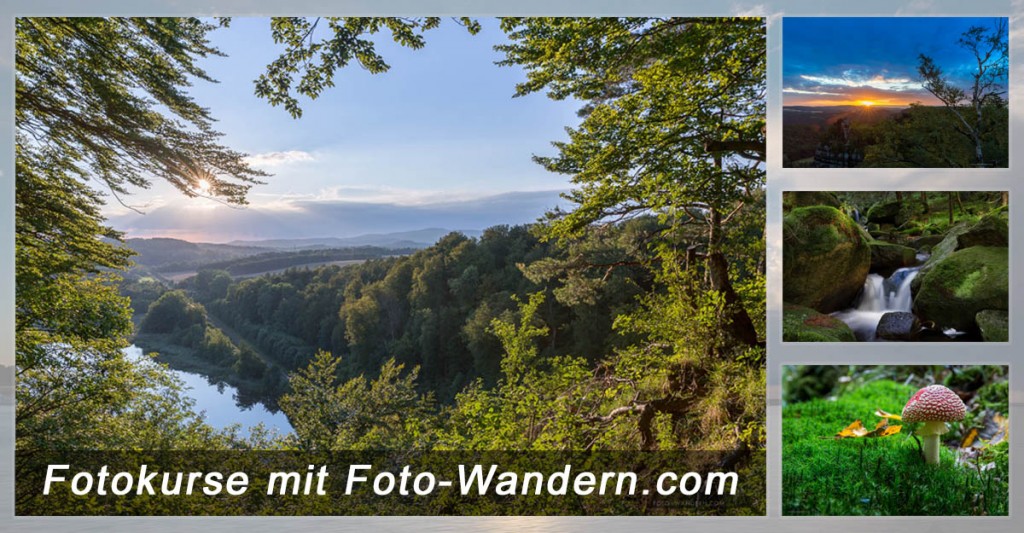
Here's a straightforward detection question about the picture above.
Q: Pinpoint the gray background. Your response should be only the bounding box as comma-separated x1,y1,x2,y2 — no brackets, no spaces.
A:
0,0,1019,531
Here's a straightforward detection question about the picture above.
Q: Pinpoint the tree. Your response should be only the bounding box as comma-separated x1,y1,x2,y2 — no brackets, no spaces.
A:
918,19,1008,167
494,17,767,453
498,18,765,351
254,17,480,118
15,18,265,450
254,17,767,454
280,351,435,450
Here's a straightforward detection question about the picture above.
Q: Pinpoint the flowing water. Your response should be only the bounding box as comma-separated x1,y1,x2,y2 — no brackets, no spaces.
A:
832,261,923,341
125,345,292,433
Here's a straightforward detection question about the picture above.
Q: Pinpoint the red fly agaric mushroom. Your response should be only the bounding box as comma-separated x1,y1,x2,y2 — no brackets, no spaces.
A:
901,384,967,465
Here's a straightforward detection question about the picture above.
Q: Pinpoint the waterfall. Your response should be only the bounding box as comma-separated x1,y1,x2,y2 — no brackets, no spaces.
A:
833,267,920,341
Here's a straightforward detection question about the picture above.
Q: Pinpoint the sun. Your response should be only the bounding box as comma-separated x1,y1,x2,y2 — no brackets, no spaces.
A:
858,100,875,107
195,178,212,194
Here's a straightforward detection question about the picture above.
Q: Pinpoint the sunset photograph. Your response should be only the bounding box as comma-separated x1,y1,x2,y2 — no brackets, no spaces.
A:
782,17,1008,168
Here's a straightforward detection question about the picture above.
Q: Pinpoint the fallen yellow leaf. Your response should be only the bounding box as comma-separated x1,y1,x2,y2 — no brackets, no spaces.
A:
961,427,979,448
874,408,902,421
823,417,902,439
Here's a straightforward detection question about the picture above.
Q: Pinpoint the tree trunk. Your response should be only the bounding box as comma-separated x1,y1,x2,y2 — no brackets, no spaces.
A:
707,251,760,349
920,192,929,213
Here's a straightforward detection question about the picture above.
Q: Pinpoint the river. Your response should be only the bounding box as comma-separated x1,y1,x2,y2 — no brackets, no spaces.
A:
125,345,292,434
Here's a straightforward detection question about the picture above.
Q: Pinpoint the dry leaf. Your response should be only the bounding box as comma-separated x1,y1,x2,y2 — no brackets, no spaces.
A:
824,417,902,439
961,427,979,448
874,408,902,421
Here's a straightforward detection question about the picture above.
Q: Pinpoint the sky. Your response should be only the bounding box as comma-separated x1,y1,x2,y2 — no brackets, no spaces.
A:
103,18,582,243
782,17,1009,107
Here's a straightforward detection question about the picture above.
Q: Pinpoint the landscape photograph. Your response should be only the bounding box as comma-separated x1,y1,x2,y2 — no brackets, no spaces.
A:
782,17,1008,168
782,365,1009,516
783,191,1008,342
14,17,767,515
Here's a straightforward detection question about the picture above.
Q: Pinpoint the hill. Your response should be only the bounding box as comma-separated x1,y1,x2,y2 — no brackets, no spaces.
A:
226,228,483,250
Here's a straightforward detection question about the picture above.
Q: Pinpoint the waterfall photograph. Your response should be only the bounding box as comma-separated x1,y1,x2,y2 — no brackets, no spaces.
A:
782,191,1008,342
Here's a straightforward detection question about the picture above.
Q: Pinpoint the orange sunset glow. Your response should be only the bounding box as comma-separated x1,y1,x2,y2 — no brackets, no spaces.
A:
789,91,933,108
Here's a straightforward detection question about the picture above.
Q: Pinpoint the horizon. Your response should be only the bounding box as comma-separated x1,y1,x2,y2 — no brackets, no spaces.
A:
99,18,582,243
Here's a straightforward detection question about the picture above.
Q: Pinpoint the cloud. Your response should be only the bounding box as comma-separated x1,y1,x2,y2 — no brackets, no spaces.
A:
731,3,765,17
782,88,844,96
108,190,570,243
244,150,315,167
800,74,923,92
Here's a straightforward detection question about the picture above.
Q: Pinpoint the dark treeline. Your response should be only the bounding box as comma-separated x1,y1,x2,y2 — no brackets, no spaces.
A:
156,246,408,275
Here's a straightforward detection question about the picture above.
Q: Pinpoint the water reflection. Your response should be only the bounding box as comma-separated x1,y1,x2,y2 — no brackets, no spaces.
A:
125,346,292,433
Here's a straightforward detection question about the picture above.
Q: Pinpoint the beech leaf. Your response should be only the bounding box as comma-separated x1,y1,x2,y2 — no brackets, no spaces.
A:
824,416,902,439
874,408,902,421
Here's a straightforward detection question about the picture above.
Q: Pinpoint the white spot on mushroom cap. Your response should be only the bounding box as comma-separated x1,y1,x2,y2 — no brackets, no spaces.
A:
902,384,967,423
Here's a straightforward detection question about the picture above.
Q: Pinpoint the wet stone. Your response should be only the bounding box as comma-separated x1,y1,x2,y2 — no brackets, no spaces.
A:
875,312,919,341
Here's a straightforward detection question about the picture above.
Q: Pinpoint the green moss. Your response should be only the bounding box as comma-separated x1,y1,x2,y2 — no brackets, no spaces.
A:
785,206,865,256
783,380,1009,516
976,310,1009,342
783,206,871,312
953,270,983,299
783,304,856,342
914,246,1008,331
976,381,1009,414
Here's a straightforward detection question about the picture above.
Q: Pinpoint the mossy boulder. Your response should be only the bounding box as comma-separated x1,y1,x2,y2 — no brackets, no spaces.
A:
976,310,1009,342
925,214,1008,267
907,235,944,252
913,246,1008,332
914,214,1009,293
783,206,871,313
867,199,926,226
958,214,1009,248
783,191,842,212
868,241,917,277
783,304,856,342
867,200,901,224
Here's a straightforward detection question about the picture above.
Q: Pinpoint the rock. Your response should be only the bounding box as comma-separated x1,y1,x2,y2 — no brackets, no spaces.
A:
958,214,1008,249
907,235,944,252
913,246,1008,332
783,191,842,212
925,214,1008,268
867,199,925,226
868,241,917,277
975,310,1008,342
783,304,857,342
867,200,901,224
783,206,871,313
914,214,1009,293
875,312,920,341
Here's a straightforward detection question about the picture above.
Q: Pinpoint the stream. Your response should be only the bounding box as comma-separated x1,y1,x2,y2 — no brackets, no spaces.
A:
831,252,928,341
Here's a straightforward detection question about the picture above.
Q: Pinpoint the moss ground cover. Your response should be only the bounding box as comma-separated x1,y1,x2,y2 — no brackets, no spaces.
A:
783,379,1008,515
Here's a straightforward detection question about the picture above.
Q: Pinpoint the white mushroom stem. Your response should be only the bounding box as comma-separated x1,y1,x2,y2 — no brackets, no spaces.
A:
917,421,949,465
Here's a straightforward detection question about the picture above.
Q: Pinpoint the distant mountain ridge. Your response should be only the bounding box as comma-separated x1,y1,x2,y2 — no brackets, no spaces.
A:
119,228,485,273
225,228,484,250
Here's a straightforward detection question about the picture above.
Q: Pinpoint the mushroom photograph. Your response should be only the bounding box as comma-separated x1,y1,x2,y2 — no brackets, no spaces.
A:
782,365,1008,515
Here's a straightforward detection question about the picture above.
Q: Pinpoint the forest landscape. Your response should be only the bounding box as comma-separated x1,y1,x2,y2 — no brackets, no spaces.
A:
14,17,767,515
